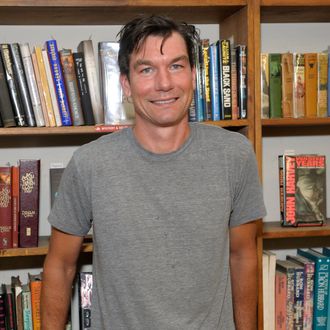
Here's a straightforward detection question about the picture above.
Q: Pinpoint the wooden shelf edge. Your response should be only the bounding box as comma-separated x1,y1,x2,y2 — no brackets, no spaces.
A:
262,118,330,127
262,219,330,239
261,0,330,6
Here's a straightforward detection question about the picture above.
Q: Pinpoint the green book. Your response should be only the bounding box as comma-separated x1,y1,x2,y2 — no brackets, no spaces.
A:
269,53,282,118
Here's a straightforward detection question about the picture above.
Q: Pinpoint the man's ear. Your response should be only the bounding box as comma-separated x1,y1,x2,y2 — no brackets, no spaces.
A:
120,74,131,97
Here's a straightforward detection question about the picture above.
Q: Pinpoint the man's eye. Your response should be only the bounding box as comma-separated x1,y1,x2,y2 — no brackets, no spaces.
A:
141,67,153,74
171,64,184,70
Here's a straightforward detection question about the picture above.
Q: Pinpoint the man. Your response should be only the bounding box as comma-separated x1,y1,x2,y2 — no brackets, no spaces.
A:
41,15,266,330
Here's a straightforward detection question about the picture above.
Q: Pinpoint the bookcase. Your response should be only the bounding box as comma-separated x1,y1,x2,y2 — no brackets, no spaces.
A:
1,0,330,329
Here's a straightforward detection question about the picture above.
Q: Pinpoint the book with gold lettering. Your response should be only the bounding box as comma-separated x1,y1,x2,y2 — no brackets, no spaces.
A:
19,159,40,247
304,53,318,117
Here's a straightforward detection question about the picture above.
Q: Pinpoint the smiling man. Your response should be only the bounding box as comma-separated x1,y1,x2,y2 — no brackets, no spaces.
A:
41,15,266,330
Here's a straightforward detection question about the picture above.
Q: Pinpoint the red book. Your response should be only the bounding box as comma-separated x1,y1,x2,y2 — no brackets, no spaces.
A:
19,159,40,247
11,165,19,248
0,166,12,249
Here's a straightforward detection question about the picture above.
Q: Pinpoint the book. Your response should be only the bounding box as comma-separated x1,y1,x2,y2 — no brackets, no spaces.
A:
19,43,45,127
236,44,247,119
304,53,318,117
11,165,19,248
33,46,56,127
230,45,238,120
28,273,42,330
9,43,36,127
287,254,315,330
46,39,72,126
201,39,212,120
11,276,23,330
21,284,33,330
0,285,6,330
317,52,328,118
281,52,293,118
2,283,15,330
269,53,282,118
0,51,16,127
77,40,104,124
0,166,12,249
0,43,26,126
293,53,305,118
78,272,93,330
19,159,40,248
42,48,62,127
328,46,330,117
59,48,85,126
219,39,232,119
281,154,326,227
260,53,270,119
99,41,134,125
72,52,95,126
49,167,65,208
298,249,330,329
275,270,287,330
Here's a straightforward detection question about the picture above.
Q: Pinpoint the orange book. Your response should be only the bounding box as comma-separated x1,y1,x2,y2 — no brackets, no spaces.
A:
281,53,293,118
29,273,42,330
11,165,19,248
304,53,318,117
33,46,56,127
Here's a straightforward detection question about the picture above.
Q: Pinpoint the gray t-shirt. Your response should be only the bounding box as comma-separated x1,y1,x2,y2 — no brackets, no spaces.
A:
49,123,266,330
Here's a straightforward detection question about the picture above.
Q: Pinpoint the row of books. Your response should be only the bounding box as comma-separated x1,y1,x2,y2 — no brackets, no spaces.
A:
261,51,330,119
0,160,40,249
0,39,135,128
278,154,327,227
0,273,42,330
189,39,247,122
263,248,330,330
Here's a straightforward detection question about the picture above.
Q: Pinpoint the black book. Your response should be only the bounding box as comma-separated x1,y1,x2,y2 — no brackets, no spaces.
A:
0,285,6,330
0,51,16,127
73,52,95,126
0,44,26,127
9,43,36,127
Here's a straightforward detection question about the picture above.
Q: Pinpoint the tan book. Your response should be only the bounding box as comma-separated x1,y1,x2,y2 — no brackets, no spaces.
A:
304,53,318,117
292,53,305,118
260,53,270,119
317,52,328,117
31,51,50,127
34,46,56,127
281,53,293,118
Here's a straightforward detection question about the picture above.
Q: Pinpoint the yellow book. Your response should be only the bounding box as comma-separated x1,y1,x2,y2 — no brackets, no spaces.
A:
304,53,318,117
281,53,293,118
317,52,328,117
34,46,56,127
260,53,270,119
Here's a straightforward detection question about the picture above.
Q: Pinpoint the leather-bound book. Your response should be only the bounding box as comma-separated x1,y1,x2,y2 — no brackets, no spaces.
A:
0,166,12,249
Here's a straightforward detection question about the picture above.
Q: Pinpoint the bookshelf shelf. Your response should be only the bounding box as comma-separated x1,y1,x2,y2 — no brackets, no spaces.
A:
262,117,330,127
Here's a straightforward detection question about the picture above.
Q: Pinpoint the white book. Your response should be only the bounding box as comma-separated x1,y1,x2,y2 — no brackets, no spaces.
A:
42,48,62,126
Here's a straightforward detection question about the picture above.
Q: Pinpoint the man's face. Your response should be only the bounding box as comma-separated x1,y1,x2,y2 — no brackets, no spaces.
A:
120,32,196,128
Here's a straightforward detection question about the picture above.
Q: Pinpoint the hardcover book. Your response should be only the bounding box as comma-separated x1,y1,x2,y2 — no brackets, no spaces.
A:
236,44,247,119
77,40,104,124
11,165,19,248
59,48,84,126
304,53,318,117
78,272,93,329
317,52,328,118
98,42,134,125
29,273,42,330
293,53,305,118
208,42,220,121
0,166,12,249
281,52,293,118
46,39,72,126
201,39,212,120
19,43,45,127
0,43,26,126
19,159,40,248
269,53,282,118
2,284,15,330
260,53,270,119
230,45,238,120
11,276,23,330
9,43,36,127
281,154,326,227
275,270,287,330
0,285,6,330
21,284,33,330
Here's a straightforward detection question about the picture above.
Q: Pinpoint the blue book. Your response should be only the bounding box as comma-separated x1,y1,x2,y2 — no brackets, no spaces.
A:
322,247,330,329
45,39,72,126
208,43,221,121
298,248,330,329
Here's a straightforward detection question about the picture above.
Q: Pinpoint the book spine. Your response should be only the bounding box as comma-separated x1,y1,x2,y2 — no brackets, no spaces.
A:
19,159,40,248
11,166,19,248
317,52,328,118
284,155,296,226
0,288,6,330
59,49,84,126
0,166,12,249
12,276,23,330
78,272,93,330
304,263,314,330
219,40,232,119
72,52,95,126
208,43,220,121
3,284,15,330
42,48,62,127
9,43,36,127
281,52,293,118
275,270,287,330
22,287,33,330
19,43,45,127
0,44,26,126
34,46,56,127
201,39,212,120
328,47,330,117
293,53,305,118
77,40,104,124
230,45,238,120
260,53,270,119
278,155,285,223
293,267,304,328
46,40,72,126
0,51,16,127
193,42,205,122
269,53,282,118
236,45,247,119
304,53,318,117
29,274,42,330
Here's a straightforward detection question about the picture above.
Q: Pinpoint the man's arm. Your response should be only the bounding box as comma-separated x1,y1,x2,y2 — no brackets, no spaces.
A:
41,227,84,330
230,220,258,330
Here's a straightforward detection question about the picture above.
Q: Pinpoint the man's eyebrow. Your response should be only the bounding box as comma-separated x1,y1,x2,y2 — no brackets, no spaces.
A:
133,55,189,70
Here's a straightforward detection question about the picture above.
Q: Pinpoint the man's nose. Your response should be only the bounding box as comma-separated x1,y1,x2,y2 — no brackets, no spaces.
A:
155,68,173,91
